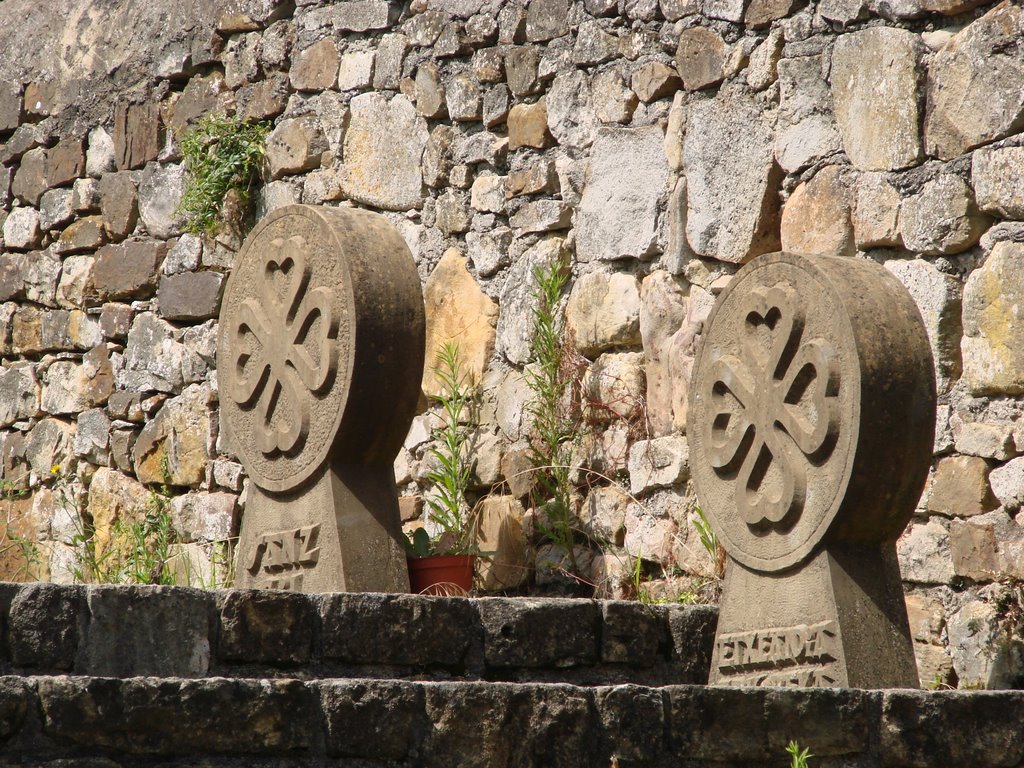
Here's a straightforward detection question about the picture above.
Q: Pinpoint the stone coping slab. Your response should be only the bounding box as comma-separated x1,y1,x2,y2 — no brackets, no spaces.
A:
0,583,715,684
0,676,1017,766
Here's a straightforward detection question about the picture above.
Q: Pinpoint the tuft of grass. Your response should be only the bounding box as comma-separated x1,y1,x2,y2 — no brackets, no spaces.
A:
176,113,270,236
786,740,812,768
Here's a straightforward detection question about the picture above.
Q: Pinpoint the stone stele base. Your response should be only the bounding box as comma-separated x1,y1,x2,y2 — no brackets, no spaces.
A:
234,464,410,592
711,545,918,688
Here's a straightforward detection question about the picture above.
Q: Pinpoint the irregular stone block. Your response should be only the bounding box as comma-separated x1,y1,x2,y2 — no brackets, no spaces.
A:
372,33,408,89
507,98,550,149
113,102,162,171
675,27,725,91
926,3,1024,160
337,50,375,91
320,593,480,666
897,519,954,585
289,38,338,91
93,241,164,302
333,1,395,32
526,0,568,42
8,583,82,670
583,351,645,424
218,589,314,665
546,70,597,149
24,418,75,478
157,271,224,322
623,498,678,565
422,248,497,398
120,312,207,393
592,66,638,125
565,270,641,357
990,456,1024,511
927,455,996,517
170,491,237,542
774,55,842,174
86,127,115,178
780,165,854,257
477,597,599,668
41,351,113,415
509,199,571,233
0,363,40,427
854,172,902,248
884,258,963,395
340,93,427,211
446,73,481,122
831,29,923,171
11,147,46,205
54,216,106,254
639,270,690,437
138,162,186,239
631,61,681,103
73,407,111,464
628,436,689,496
900,174,987,255
972,145,1024,219
45,137,85,189
962,241,1024,395
505,46,539,96
264,116,328,180
98,171,139,240
496,236,564,365
2,207,41,251
475,495,530,591
133,384,212,485
576,126,669,262
684,90,781,263
39,188,75,231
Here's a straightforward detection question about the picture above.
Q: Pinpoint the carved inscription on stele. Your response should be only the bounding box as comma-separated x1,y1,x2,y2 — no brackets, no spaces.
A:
715,621,840,687
245,524,321,590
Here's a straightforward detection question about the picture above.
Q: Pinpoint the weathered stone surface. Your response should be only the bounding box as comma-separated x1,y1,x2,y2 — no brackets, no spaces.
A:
509,200,571,233
972,146,1024,219
99,302,133,340
24,418,75,478
340,93,428,211
624,496,678,566
684,89,781,263
675,27,725,91
949,510,1024,583
565,271,641,357
780,165,854,257
86,127,115,178
39,189,74,231
953,419,1018,461
576,126,669,263
414,62,446,118
854,173,901,248
628,436,689,496
93,241,164,302
72,177,100,213
592,67,637,125
990,456,1024,511
218,589,314,664
265,116,328,180
897,520,954,585
0,363,39,427
98,171,139,240
581,485,629,546
506,161,557,198
583,351,645,424
900,174,987,255
774,55,842,174
640,271,690,437
507,99,550,150
884,259,963,395
747,29,782,91
3,207,41,250
157,271,224,322
962,241,1024,395
41,352,113,416
113,101,162,171
289,38,338,91
422,249,498,398
12,147,46,206
470,174,505,214
337,49,375,92
13,308,102,354
73,407,110,464
475,495,529,590
631,61,681,103
525,0,568,42
547,70,597,149
54,216,106,254
572,20,620,66
465,228,511,277
926,3,1024,160
372,33,408,90
45,137,85,188
497,236,565,365
927,455,996,517
138,162,186,239
163,234,202,275
333,0,395,31
446,74,481,121
133,384,211,486
170,491,237,542
120,312,207,393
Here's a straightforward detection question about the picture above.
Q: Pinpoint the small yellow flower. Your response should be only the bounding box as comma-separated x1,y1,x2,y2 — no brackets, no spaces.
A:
50,465,60,474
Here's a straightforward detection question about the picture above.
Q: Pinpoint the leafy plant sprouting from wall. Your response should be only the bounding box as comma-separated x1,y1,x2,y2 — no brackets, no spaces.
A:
177,113,270,236
525,254,586,580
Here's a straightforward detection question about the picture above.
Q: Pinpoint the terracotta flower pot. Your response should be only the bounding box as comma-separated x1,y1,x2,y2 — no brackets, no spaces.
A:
407,554,475,596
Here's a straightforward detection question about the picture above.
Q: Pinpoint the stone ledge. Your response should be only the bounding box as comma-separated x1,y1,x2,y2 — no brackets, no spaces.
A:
0,583,715,684
0,676,1019,766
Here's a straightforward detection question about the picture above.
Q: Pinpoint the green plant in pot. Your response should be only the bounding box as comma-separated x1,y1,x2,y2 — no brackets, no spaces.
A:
406,342,481,595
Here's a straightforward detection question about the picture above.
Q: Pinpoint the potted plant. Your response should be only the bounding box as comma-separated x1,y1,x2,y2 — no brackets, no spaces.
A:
406,342,480,595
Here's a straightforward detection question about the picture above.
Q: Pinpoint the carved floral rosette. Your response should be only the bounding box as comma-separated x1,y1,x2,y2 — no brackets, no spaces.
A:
217,205,425,494
688,252,936,573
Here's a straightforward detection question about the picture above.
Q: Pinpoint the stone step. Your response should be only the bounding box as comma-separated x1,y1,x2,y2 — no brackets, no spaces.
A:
0,583,715,685
0,674,1018,767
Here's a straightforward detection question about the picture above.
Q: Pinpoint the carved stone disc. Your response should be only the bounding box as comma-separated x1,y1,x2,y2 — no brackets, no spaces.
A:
218,206,355,492
689,252,935,572
218,205,425,494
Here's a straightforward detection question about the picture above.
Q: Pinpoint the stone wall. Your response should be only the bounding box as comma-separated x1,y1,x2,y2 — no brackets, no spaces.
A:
0,0,1023,689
